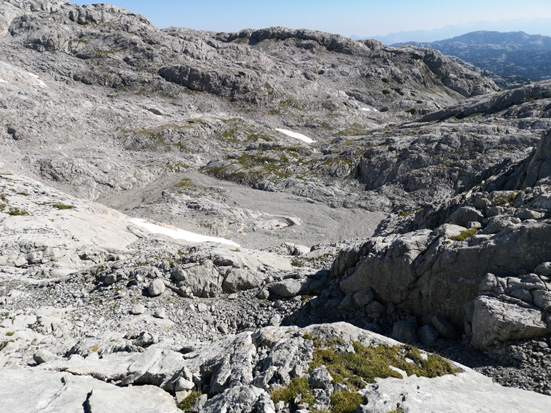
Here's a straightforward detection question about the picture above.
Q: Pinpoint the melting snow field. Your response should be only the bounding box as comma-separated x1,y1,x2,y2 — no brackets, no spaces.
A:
27,72,47,88
276,128,315,144
129,218,240,247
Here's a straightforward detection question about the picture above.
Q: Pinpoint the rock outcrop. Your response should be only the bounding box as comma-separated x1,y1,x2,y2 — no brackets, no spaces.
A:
332,130,551,353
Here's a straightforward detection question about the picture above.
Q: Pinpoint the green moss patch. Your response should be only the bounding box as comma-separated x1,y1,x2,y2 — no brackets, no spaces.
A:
270,336,460,410
308,337,460,391
450,228,478,241
177,391,202,411
52,203,75,210
330,390,364,413
270,376,315,405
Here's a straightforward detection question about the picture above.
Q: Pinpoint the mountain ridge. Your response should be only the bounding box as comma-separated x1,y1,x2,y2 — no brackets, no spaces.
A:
394,30,551,87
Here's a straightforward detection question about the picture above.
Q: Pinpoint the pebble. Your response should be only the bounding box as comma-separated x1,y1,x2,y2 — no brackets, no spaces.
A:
130,304,146,315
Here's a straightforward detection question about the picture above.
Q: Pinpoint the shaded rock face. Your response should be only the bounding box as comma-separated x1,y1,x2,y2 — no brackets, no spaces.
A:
332,130,551,351
497,129,551,190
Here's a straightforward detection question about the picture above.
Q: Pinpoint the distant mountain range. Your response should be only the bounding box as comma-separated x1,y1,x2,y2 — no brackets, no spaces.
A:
393,31,551,88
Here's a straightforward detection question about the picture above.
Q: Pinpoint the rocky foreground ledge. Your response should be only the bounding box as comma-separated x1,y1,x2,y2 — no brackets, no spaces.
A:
1,172,551,412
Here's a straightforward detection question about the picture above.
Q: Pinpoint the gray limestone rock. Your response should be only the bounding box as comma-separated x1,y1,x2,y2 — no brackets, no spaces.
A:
392,320,418,344
535,262,551,276
270,279,307,298
308,365,333,390
484,215,522,234
222,268,265,293
471,296,550,348
448,206,484,227
418,325,439,344
202,385,276,413
0,369,180,413
148,279,165,297
130,304,146,315
358,366,551,413
352,288,375,308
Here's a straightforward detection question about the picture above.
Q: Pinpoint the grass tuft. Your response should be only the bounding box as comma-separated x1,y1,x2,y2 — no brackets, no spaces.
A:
450,228,478,241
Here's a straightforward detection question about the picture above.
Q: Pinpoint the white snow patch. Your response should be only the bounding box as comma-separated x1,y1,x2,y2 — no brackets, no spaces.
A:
276,128,315,144
27,72,47,88
0,79,8,85
361,107,379,112
129,218,240,247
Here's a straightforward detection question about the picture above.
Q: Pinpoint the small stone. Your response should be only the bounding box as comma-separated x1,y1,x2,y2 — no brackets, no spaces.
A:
148,279,165,297
256,289,269,299
352,288,374,307
174,378,195,392
217,323,229,334
337,293,355,310
418,325,439,344
516,208,545,220
154,308,167,319
130,304,146,315
432,315,459,340
366,300,386,314
309,365,333,389
172,267,188,281
392,320,418,344
270,279,305,298
33,350,57,365
535,262,551,276
533,290,551,312
479,273,503,295
269,314,281,326
104,273,118,286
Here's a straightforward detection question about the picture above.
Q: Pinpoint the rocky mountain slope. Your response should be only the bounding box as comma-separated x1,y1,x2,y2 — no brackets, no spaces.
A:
2,1,551,412
395,31,551,87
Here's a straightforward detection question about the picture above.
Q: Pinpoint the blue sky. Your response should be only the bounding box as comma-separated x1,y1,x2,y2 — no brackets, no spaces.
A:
84,1,551,41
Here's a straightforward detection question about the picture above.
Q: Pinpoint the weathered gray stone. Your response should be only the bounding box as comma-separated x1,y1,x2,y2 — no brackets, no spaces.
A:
33,349,57,365
202,385,275,413
148,279,165,297
365,301,386,315
337,293,355,310
358,365,551,413
478,273,504,295
270,279,306,298
0,369,180,413
309,365,333,390
392,320,418,344
222,268,265,293
448,206,484,228
484,216,522,234
130,304,146,315
431,315,460,340
535,262,551,276
471,296,550,348
171,267,188,282
533,290,551,312
352,288,374,307
154,308,167,319
516,208,546,220
418,325,439,344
